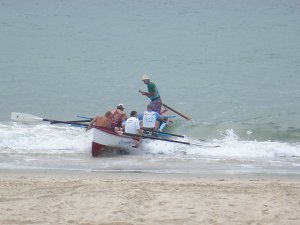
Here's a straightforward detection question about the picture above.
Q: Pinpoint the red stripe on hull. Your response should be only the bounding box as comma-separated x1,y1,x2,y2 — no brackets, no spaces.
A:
91,142,105,157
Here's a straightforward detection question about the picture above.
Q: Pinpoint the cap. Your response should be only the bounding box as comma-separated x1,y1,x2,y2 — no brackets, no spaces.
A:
117,103,124,109
142,74,150,80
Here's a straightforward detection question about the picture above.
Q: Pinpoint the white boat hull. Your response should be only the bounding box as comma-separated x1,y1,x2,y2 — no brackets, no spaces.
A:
91,108,173,156
91,126,140,156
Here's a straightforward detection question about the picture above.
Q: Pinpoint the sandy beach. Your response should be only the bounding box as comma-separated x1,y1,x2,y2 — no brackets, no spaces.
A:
0,171,299,225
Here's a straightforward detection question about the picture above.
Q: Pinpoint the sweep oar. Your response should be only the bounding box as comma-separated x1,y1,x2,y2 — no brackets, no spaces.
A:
11,112,91,125
161,103,192,121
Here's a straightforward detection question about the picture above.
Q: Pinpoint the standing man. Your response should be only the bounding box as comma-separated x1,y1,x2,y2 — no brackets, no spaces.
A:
139,74,162,113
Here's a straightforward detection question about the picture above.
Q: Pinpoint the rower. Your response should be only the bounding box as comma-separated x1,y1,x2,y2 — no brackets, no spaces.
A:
125,111,142,148
86,111,112,131
139,104,166,132
110,104,128,131
125,111,142,135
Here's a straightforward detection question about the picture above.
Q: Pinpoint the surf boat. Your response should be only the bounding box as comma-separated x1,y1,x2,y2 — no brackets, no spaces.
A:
90,103,197,157
90,117,213,157
91,120,171,157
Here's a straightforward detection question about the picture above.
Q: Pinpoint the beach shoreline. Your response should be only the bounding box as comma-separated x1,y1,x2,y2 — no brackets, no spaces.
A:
0,169,299,225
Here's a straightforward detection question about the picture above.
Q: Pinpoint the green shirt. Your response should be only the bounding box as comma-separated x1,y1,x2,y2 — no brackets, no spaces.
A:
147,82,160,100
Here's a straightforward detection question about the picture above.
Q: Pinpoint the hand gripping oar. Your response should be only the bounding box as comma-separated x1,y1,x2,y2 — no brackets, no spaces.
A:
161,103,192,121
11,112,91,126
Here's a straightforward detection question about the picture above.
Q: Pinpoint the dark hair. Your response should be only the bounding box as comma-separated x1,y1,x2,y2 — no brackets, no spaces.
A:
105,111,112,117
130,110,137,117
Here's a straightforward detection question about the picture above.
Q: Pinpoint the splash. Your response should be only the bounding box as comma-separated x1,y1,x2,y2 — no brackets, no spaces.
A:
1,124,299,159
0,123,91,154
140,129,300,158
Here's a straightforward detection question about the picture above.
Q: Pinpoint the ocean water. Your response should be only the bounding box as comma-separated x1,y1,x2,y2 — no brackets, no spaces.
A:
0,0,300,175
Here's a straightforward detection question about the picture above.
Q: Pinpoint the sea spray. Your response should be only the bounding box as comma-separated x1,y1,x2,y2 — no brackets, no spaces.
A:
0,123,90,154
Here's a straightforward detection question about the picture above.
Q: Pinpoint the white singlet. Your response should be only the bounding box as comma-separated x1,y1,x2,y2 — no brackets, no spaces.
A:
125,117,140,134
142,111,156,128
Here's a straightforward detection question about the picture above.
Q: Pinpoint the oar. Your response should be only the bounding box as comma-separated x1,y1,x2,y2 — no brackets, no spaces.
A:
11,112,91,126
77,115,93,120
51,119,91,124
67,123,88,128
123,132,210,147
141,128,185,138
161,103,192,121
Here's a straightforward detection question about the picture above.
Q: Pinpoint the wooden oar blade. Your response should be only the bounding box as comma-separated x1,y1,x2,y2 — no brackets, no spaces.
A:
11,112,44,122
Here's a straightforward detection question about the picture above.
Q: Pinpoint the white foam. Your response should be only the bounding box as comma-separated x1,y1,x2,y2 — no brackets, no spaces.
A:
0,123,91,154
140,129,300,158
1,125,299,159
